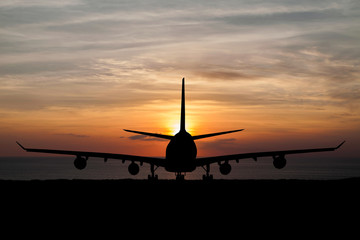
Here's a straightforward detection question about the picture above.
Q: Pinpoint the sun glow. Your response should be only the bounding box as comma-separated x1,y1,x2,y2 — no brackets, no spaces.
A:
166,117,196,136
169,122,180,135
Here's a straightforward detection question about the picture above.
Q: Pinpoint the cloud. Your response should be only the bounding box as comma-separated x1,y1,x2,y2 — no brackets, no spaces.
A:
194,70,255,81
128,135,167,142
0,60,78,76
0,0,359,115
55,133,90,138
0,0,82,8
220,8,346,27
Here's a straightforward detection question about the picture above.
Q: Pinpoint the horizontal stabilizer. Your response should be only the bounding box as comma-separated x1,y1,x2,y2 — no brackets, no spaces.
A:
124,129,173,140
192,129,244,140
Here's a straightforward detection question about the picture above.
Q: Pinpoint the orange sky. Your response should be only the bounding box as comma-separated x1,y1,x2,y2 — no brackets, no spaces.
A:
0,1,359,159
1,78,358,158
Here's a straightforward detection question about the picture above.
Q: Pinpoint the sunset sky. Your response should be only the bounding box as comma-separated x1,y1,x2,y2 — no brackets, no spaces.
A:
0,0,359,160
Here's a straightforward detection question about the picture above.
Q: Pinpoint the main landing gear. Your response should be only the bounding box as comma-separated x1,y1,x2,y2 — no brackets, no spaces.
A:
148,164,158,180
202,164,213,181
175,172,185,181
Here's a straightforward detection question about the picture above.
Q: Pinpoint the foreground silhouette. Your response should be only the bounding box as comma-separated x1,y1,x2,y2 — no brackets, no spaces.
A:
17,78,345,180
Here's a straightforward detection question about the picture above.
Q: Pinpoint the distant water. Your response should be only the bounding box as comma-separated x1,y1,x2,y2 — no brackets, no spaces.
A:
0,156,359,180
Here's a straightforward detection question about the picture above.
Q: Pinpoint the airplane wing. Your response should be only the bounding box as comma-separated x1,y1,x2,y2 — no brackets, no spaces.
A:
16,142,166,167
196,141,345,166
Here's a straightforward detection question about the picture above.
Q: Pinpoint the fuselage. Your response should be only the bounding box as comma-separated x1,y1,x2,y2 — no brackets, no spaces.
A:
165,130,197,172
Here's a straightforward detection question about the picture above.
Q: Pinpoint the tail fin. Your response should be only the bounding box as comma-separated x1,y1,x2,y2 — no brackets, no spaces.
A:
180,77,186,132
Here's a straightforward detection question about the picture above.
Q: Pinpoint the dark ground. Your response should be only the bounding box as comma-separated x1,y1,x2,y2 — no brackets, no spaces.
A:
1,178,359,235
2,177,359,201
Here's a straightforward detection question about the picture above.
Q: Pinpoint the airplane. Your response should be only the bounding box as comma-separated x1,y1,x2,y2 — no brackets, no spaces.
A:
17,78,345,180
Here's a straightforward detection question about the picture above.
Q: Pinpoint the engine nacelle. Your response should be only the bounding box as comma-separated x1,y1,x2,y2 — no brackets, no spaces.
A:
219,162,232,175
74,156,87,170
273,156,287,169
128,162,140,175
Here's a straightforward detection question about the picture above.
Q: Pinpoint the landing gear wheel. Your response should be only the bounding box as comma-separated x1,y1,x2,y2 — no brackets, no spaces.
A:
202,174,213,181
175,173,185,181
148,174,158,180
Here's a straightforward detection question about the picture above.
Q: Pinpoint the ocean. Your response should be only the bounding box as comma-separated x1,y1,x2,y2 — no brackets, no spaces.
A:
1,156,359,180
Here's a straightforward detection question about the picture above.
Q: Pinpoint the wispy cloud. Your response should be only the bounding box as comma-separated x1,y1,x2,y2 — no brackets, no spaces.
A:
194,70,256,81
55,133,90,138
0,0,82,8
128,135,167,142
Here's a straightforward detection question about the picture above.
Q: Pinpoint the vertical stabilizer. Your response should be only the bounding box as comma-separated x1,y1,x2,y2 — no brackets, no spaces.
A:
180,77,186,132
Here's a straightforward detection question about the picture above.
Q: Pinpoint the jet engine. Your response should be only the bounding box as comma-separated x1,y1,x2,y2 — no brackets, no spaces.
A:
273,155,287,169
74,156,87,170
219,162,232,175
128,162,140,175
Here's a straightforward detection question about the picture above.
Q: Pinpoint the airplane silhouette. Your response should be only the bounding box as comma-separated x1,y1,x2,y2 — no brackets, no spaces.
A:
17,78,345,180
